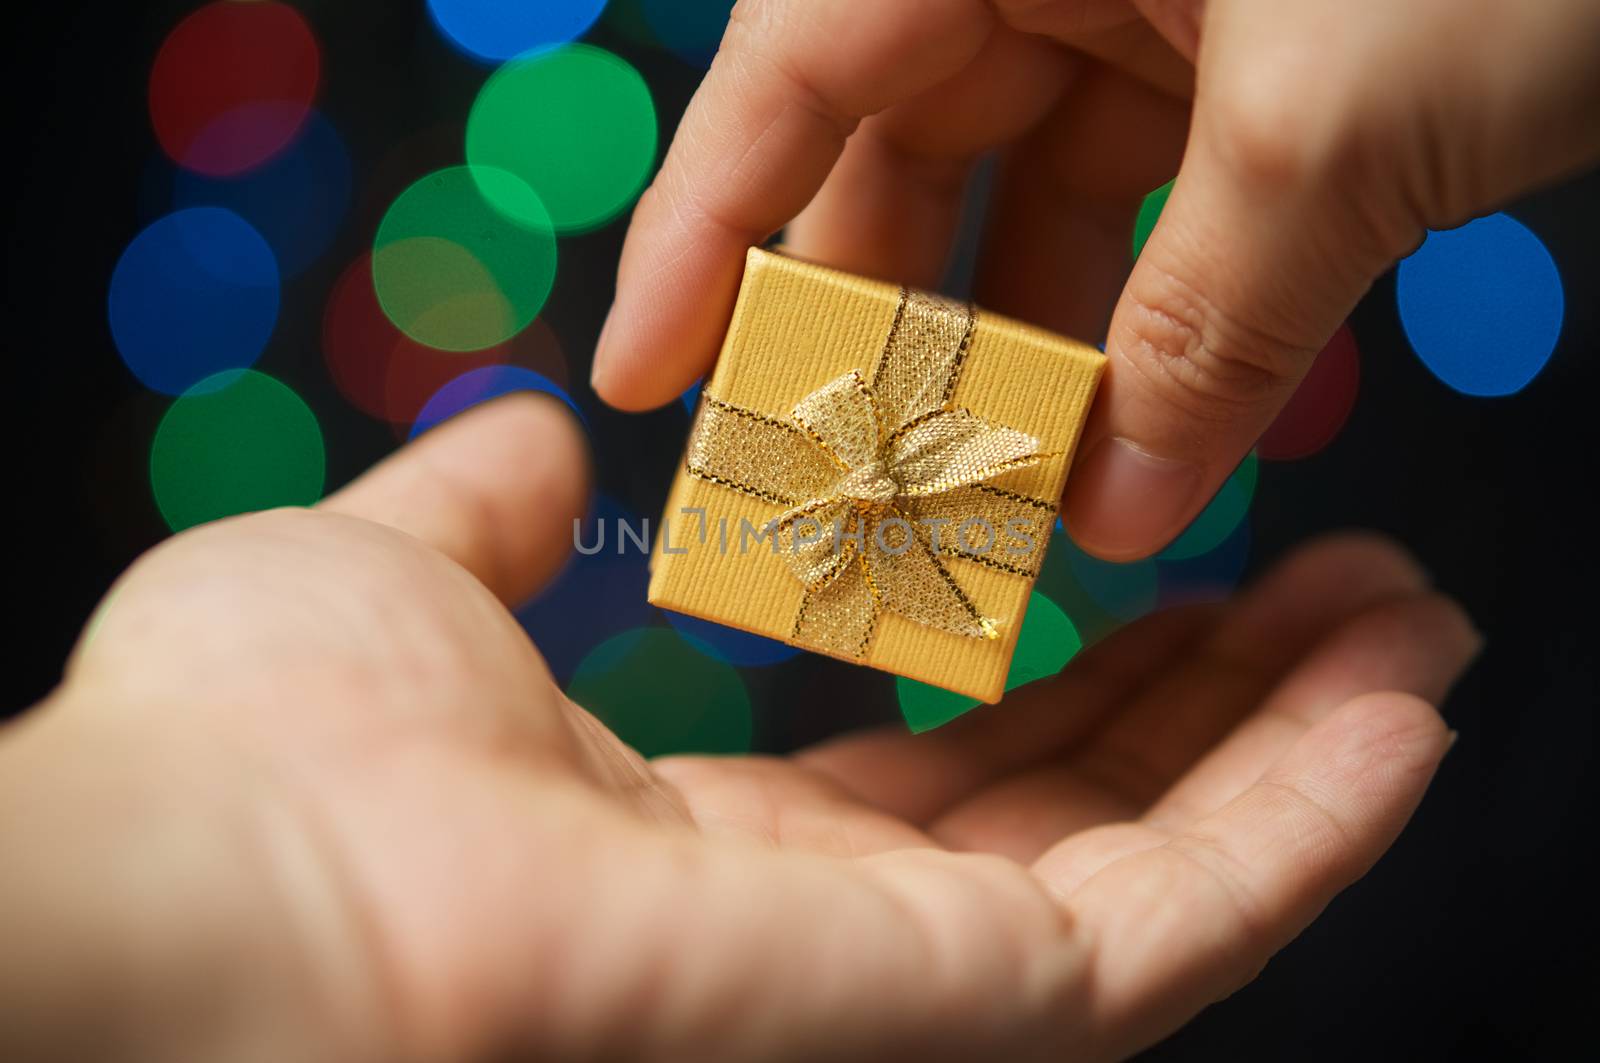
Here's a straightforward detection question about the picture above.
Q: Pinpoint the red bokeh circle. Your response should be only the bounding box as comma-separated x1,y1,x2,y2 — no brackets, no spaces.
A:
149,1,321,176
1258,323,1362,461
322,253,569,429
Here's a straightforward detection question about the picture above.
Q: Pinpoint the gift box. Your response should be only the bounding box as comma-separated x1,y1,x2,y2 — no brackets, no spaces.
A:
649,249,1105,703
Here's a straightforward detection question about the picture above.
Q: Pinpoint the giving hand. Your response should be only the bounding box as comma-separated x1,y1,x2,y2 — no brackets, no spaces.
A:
592,0,1600,559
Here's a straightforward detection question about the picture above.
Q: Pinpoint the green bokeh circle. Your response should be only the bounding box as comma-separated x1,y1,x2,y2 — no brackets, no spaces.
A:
467,44,658,234
1132,178,1174,261
1034,527,1127,647
150,369,325,532
897,592,1083,733
373,166,557,351
567,628,753,757
1160,452,1259,561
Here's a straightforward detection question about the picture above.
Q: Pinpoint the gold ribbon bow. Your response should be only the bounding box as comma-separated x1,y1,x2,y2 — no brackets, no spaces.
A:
686,289,1059,660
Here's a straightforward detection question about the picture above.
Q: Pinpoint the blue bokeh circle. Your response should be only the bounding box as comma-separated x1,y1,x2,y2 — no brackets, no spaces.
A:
666,611,802,667
1397,212,1564,397
427,0,607,63
410,365,586,439
517,495,659,684
108,207,280,395
172,111,351,277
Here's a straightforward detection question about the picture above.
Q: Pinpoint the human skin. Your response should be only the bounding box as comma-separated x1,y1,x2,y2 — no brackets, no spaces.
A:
589,0,1600,560
0,396,1479,1061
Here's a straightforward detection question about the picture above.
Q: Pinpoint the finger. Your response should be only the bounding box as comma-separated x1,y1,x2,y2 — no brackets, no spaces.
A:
532,810,1090,1060
650,755,937,856
1146,591,1479,827
592,0,999,410
1000,0,1195,97
927,533,1429,859
925,539,1433,858
810,533,1424,862
784,25,1072,290
975,59,1189,342
320,394,590,604
1061,532,1427,806
1061,54,1408,561
796,602,1218,824
1068,0,1600,563
1055,692,1451,1058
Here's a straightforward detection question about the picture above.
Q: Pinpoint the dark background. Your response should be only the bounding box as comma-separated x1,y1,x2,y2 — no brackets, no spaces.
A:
4,3,1595,1059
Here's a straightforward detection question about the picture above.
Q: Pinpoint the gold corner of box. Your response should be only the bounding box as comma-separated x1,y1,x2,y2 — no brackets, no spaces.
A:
744,244,780,272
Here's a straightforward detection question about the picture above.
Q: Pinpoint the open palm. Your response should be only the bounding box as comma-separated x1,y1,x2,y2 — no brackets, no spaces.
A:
54,396,1475,1062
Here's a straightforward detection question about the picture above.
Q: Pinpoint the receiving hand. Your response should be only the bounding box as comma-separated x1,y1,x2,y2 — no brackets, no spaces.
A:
1,396,1478,1061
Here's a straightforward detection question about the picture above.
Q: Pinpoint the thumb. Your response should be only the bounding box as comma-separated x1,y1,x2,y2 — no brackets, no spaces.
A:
1062,115,1399,561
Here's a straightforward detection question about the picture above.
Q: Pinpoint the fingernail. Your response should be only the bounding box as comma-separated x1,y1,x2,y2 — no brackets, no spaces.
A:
1063,436,1203,560
1445,729,1461,752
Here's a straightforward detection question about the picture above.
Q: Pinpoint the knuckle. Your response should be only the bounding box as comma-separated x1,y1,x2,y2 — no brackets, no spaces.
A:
1202,53,1426,265
718,0,859,141
1204,73,1328,192
1113,267,1310,424
1382,110,1487,239
1163,834,1269,939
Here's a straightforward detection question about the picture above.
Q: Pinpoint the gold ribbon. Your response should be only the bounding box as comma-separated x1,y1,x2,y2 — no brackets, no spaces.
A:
686,289,1058,660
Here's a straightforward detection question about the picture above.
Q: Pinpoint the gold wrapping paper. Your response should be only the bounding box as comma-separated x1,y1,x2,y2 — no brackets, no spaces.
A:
649,249,1105,703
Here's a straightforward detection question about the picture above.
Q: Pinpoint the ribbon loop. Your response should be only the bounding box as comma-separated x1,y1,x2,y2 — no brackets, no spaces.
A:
687,397,839,506
791,370,881,471
889,409,1048,497
773,498,856,588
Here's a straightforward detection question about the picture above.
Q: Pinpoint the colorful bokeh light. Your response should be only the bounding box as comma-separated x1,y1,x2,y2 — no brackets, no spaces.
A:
568,627,754,757
1398,212,1565,397
149,369,325,533
466,45,658,234
410,365,585,439
324,252,490,423
606,0,736,68
323,254,570,428
896,592,1082,732
601,0,661,49
149,1,321,177
640,0,736,67
1158,515,1252,606
109,207,280,395
665,612,802,667
427,0,607,63
172,110,351,277
1034,528,1125,647
1067,538,1160,622
680,379,703,417
1159,452,1258,562
373,167,558,351
518,496,659,684
1132,178,1174,261
1258,324,1361,461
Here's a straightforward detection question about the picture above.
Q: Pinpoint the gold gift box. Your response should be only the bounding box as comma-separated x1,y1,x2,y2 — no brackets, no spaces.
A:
649,249,1105,703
